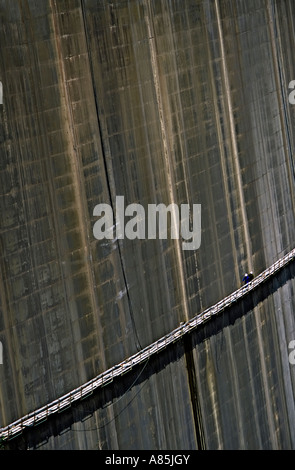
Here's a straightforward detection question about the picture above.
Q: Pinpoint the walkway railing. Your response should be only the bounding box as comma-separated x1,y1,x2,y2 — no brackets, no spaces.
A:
1,247,294,441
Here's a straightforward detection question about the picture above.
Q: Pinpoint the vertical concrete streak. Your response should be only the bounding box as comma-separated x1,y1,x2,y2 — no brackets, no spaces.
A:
224,328,245,449
0,106,24,425
272,288,295,447
80,1,143,355
214,0,253,272
50,1,121,448
2,0,59,416
266,0,295,233
49,1,88,381
253,302,278,448
257,1,284,262
144,0,189,323
242,317,263,448
183,336,206,449
165,6,203,311
128,3,172,340
204,341,223,449
49,1,103,378
205,30,240,289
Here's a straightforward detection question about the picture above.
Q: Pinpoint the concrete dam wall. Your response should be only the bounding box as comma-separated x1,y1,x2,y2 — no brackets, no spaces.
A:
0,0,295,449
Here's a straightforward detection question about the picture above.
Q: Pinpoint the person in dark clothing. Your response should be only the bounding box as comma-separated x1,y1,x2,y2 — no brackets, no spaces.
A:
243,272,254,284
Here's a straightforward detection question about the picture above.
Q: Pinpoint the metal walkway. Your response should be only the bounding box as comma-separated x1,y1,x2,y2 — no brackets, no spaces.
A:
1,247,295,441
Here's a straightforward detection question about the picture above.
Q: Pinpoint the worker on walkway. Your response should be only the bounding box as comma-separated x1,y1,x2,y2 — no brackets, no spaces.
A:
243,272,254,284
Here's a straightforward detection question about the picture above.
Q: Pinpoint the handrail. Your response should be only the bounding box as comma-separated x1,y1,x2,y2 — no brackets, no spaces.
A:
1,247,294,441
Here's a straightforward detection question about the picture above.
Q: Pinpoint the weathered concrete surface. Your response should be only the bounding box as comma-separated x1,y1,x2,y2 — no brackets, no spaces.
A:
0,0,295,449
